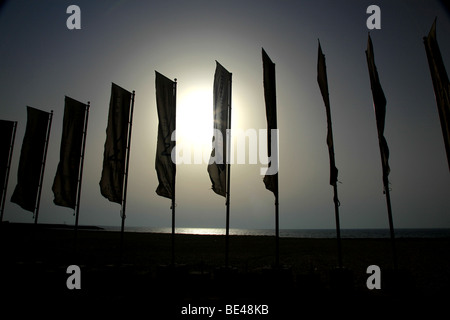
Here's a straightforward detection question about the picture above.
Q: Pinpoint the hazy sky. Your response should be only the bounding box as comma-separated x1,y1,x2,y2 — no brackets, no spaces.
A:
0,0,449,230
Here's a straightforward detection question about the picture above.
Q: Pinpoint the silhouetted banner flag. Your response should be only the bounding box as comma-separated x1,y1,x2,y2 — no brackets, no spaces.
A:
262,48,281,267
100,83,132,204
1,119,17,221
208,61,231,197
366,34,390,186
11,107,51,212
0,120,15,195
317,41,343,268
366,35,398,269
262,48,279,196
155,72,176,199
424,19,450,171
317,42,338,186
52,97,87,209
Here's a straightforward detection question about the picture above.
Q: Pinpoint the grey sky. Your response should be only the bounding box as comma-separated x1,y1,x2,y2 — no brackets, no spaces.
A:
0,0,449,230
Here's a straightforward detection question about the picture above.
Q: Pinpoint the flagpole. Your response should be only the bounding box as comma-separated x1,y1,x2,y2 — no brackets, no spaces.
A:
225,74,232,269
120,91,135,257
275,184,279,268
384,181,397,270
74,102,90,246
317,41,343,269
332,184,343,268
34,111,53,224
171,79,177,266
0,121,17,223
365,34,398,271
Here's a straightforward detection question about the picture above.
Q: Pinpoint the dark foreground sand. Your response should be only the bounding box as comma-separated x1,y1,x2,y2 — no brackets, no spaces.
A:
1,223,449,317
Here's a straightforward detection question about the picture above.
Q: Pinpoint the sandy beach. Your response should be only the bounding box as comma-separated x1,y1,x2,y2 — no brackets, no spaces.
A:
1,223,449,317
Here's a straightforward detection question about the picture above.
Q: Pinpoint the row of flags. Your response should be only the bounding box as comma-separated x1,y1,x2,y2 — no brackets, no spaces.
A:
0,84,135,225
0,21,448,233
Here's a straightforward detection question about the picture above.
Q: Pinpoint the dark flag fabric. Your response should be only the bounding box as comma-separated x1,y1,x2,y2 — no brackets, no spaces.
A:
99,83,132,204
155,71,176,199
366,34,390,186
262,48,279,195
317,42,338,186
0,120,15,194
424,19,450,171
207,61,231,197
11,107,51,212
52,97,87,209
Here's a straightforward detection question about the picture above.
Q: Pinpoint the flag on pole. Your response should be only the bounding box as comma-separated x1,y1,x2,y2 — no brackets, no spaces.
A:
366,34,390,186
0,119,16,221
423,19,450,171
0,120,15,193
208,61,231,197
52,97,87,209
11,107,51,212
100,83,132,204
262,49,279,195
155,71,176,199
317,42,338,186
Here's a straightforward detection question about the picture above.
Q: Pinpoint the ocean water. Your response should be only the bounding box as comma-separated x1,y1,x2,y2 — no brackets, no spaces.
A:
102,226,450,239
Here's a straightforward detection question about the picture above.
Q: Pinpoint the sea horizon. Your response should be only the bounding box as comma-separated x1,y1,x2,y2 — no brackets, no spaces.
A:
4,221,450,238
101,226,450,239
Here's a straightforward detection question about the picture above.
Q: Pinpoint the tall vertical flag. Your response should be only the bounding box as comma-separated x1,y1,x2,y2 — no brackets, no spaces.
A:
317,41,342,268
52,96,89,210
262,48,280,267
155,72,176,200
208,61,232,197
317,42,338,187
11,107,52,220
366,34,397,269
0,120,17,221
155,71,177,265
366,34,390,187
100,82,135,253
423,19,450,171
262,48,279,196
208,61,232,267
100,83,133,204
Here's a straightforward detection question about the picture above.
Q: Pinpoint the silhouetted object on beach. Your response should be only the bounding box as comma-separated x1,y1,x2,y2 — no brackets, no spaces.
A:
52,96,89,240
155,71,177,265
366,34,397,270
262,48,280,267
423,18,450,172
207,61,232,267
11,107,52,224
0,119,17,222
317,41,343,269
100,83,135,254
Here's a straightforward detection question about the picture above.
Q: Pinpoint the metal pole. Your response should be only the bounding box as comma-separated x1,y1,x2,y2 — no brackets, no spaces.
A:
384,183,397,270
275,189,279,268
171,79,177,266
0,121,17,222
34,111,53,224
333,184,343,268
171,198,175,266
74,102,90,246
120,91,135,257
225,74,232,269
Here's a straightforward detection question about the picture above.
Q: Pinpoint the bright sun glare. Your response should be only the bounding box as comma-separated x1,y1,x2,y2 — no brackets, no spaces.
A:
176,87,213,162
